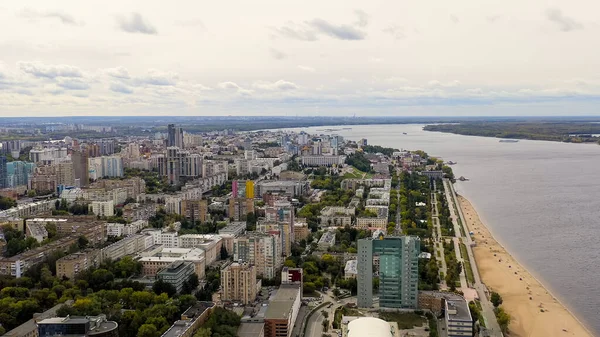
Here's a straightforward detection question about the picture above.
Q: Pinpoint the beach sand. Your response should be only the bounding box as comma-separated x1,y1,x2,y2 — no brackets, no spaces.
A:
457,195,594,337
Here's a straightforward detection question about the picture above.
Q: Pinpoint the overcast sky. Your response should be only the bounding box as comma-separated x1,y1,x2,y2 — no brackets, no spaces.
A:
0,0,598,117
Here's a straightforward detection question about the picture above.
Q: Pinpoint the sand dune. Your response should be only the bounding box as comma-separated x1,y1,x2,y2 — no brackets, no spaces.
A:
458,195,594,337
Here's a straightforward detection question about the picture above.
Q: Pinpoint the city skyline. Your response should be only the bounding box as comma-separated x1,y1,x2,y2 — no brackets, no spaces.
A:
0,0,599,117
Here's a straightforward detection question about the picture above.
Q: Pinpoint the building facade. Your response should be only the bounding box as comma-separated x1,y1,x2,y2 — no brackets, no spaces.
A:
357,235,420,309
157,261,196,293
221,262,257,305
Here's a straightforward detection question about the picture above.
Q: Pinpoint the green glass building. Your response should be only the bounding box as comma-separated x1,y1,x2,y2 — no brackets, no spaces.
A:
357,235,420,308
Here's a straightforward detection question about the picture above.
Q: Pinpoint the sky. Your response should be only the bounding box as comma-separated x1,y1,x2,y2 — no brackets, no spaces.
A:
0,0,599,117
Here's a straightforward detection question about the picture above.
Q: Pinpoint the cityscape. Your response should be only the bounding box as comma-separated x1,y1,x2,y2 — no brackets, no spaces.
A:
0,121,528,337
0,1,599,337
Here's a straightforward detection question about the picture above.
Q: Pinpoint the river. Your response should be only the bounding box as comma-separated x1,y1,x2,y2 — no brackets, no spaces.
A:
281,124,600,336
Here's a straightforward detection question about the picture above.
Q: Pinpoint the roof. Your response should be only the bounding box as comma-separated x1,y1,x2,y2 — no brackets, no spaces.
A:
237,322,265,337
345,260,357,274
445,297,473,322
264,284,301,320
347,317,392,337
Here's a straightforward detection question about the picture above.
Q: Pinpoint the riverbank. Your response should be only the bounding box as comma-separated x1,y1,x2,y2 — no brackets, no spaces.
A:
457,195,594,337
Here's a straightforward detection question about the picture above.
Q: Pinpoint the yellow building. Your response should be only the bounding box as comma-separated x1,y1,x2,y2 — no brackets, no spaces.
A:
245,180,255,199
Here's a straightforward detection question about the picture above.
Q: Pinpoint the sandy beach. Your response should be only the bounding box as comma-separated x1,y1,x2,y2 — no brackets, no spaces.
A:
457,195,594,337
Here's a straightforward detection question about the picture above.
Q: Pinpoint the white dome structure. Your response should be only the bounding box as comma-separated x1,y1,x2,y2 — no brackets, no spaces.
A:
347,317,392,337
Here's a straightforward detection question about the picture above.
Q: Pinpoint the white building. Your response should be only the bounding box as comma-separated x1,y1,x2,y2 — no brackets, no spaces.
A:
301,155,346,167
88,155,124,179
89,200,115,217
106,220,148,237
344,260,357,280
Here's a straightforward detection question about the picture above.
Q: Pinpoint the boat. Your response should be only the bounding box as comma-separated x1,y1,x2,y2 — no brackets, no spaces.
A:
402,132,407,135
447,161,457,165
499,139,519,143
458,176,469,181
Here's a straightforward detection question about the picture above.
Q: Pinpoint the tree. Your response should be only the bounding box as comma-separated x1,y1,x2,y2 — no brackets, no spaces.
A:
322,319,329,332
0,197,16,211
137,323,159,337
153,279,177,297
495,306,511,333
194,328,212,337
332,288,341,298
220,245,229,260
77,236,89,249
490,292,503,308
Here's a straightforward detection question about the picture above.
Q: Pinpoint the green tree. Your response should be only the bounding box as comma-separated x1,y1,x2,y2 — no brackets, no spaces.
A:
152,279,177,297
77,236,89,249
0,197,16,210
490,292,503,308
495,307,511,333
194,328,211,337
220,245,229,260
137,323,159,337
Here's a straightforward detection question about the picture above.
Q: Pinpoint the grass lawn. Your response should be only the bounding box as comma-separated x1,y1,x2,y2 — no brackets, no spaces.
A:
332,306,363,329
459,241,475,286
378,311,427,329
343,166,374,179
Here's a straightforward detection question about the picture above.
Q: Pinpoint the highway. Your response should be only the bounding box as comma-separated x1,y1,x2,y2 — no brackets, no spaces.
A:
444,179,503,336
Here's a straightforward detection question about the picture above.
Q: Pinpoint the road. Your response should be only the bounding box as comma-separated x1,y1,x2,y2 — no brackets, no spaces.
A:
444,179,503,337
304,292,357,337
430,180,448,289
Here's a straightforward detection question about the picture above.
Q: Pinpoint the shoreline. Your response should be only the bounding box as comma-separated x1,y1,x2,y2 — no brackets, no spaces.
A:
456,195,595,337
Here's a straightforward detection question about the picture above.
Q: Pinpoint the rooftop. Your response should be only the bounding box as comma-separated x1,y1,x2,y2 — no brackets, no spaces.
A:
264,284,301,320
445,297,472,322
345,260,357,274
237,322,265,337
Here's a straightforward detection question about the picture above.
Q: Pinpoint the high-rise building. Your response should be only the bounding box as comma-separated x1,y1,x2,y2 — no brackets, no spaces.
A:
158,147,202,185
357,235,420,309
71,150,89,187
0,156,7,188
57,162,75,186
245,180,255,199
233,232,281,279
183,199,208,223
89,155,124,179
168,124,184,148
221,262,257,304
229,197,254,221
6,161,35,188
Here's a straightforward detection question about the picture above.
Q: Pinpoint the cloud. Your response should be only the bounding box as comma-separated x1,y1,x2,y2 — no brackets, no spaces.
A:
103,67,130,79
18,61,83,78
110,82,134,94
486,15,503,23
272,22,318,41
218,81,253,95
450,15,460,24
18,8,82,26
383,25,405,40
298,65,315,73
57,79,90,90
137,69,178,86
253,80,298,91
308,19,366,40
354,10,369,27
176,19,205,29
427,80,461,88
546,9,583,32
116,13,157,35
270,48,287,60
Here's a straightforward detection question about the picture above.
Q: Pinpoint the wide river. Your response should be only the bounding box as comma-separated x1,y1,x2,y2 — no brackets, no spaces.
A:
282,124,600,335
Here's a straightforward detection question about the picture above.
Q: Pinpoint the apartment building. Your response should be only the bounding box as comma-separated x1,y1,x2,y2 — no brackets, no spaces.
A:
221,262,257,305
233,232,281,279
56,249,101,279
